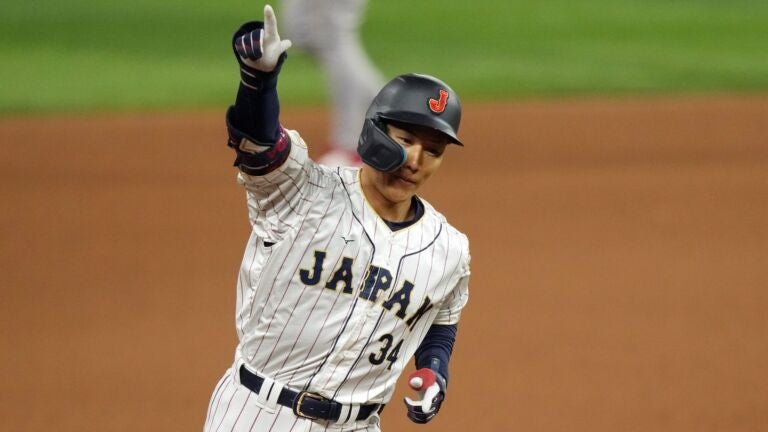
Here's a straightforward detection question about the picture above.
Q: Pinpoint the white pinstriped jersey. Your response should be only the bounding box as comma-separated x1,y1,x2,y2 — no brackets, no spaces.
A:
232,130,470,406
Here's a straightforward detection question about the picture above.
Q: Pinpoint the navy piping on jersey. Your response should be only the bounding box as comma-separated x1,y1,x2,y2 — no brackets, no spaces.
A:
332,214,445,400
304,169,378,391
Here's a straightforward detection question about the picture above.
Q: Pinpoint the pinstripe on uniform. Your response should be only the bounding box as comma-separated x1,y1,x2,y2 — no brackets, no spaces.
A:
205,130,470,431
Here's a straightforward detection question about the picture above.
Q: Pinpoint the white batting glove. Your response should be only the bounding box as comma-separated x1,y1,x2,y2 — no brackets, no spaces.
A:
233,4,292,73
403,368,446,424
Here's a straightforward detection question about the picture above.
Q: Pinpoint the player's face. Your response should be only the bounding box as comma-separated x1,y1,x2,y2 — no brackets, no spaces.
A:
366,123,450,206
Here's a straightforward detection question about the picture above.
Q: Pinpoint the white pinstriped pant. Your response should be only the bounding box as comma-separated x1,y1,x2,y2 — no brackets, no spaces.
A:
204,366,382,432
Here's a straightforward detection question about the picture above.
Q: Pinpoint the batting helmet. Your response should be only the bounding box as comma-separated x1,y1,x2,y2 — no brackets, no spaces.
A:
357,73,463,172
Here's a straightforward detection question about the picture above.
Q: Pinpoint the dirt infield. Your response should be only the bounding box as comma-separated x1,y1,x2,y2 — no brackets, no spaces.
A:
2,95,767,431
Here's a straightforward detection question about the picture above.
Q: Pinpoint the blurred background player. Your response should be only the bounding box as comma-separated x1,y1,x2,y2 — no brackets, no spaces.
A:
280,0,384,166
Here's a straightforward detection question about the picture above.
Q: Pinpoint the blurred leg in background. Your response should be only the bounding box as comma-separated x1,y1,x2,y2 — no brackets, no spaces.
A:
281,0,384,167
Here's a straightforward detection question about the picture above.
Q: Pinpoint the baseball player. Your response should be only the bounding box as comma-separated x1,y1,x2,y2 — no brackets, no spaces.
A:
204,5,470,431
280,0,383,166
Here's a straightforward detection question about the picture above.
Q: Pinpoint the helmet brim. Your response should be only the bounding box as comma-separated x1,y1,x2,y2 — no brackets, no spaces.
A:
378,111,464,146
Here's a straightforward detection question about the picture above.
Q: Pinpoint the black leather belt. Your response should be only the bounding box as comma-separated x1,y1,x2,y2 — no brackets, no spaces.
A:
238,365,382,422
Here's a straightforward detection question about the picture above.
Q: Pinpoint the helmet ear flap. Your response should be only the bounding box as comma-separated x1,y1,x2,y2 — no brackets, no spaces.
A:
357,118,407,172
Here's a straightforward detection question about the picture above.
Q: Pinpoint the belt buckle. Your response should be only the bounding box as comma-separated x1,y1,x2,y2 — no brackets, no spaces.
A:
293,391,327,420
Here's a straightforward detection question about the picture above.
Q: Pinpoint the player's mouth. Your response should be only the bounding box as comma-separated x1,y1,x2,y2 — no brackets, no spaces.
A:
393,174,418,187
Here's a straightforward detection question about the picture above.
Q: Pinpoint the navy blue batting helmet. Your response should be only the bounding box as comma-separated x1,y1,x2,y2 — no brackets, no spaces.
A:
357,74,463,172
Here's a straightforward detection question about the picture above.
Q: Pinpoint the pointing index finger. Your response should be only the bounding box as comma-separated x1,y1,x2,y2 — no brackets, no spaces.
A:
263,4,278,37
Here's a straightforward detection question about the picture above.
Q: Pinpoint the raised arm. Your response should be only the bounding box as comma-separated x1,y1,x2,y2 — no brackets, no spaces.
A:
226,5,293,176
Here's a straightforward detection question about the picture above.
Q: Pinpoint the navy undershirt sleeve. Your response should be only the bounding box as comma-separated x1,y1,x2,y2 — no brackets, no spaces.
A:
230,82,281,144
414,324,458,383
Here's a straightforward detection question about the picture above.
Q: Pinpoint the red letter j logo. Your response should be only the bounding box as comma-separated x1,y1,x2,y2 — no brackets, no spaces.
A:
428,89,449,113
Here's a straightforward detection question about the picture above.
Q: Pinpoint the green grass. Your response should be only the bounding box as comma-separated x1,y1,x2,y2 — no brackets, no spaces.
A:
1,0,767,113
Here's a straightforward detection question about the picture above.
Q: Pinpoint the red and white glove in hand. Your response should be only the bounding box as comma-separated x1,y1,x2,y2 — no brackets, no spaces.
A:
403,368,446,424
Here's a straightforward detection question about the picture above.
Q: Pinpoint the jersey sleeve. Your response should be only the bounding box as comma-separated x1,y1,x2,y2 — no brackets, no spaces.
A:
236,129,323,241
433,234,471,325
